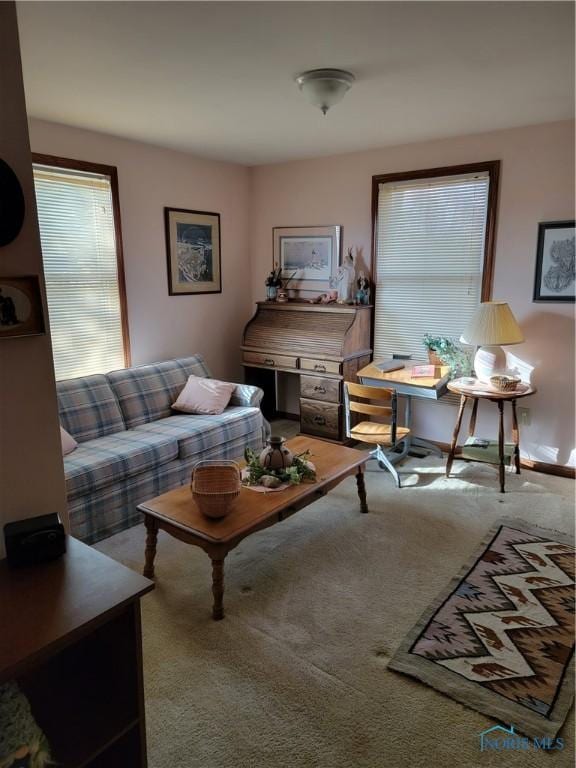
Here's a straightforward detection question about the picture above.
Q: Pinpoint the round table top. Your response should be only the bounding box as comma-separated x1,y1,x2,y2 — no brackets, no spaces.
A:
448,378,536,400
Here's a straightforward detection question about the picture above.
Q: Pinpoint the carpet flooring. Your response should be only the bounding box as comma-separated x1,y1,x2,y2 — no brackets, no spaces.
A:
96,456,575,768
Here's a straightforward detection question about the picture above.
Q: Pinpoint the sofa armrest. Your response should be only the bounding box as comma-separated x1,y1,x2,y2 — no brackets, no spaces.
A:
229,383,264,409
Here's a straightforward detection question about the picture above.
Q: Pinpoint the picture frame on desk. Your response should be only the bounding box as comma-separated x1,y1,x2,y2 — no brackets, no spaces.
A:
273,224,342,295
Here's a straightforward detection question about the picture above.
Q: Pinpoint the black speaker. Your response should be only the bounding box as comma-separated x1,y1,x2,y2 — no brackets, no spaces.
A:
4,513,66,567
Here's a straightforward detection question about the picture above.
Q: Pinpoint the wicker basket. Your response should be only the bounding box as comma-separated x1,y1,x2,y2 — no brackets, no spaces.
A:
490,374,521,392
190,460,241,518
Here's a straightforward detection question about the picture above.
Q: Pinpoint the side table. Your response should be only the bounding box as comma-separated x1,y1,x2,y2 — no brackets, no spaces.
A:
445,379,536,493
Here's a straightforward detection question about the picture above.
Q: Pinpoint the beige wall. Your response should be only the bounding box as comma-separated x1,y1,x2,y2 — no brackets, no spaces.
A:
0,3,67,557
29,118,253,382
250,121,575,468
26,113,576,469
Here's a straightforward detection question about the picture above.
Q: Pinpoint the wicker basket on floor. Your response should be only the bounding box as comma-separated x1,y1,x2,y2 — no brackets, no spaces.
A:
190,460,241,519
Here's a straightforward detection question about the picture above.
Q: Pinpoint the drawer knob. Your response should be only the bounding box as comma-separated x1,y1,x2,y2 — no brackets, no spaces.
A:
264,358,275,366
314,364,326,372
313,415,326,426
313,386,326,394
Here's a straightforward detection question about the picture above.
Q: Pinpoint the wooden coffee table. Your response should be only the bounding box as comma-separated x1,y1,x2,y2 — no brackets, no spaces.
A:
138,436,369,620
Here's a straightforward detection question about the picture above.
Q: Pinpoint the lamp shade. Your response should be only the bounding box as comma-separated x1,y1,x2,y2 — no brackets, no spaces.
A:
460,301,524,346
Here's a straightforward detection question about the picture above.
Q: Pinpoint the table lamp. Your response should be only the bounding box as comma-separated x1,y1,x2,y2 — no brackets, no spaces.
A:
460,301,524,382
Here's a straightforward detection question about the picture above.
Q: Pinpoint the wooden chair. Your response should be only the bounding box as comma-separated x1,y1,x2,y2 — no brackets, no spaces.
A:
344,381,411,488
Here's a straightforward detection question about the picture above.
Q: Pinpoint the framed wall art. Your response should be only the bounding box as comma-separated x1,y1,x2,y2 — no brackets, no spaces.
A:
0,275,45,339
164,207,222,296
533,220,575,303
273,225,342,293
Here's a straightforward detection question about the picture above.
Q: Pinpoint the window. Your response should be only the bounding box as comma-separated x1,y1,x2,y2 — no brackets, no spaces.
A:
372,162,499,362
33,155,130,380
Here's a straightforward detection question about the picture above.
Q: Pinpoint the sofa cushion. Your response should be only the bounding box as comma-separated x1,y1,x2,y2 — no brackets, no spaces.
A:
177,355,214,380
60,426,78,456
106,355,211,429
64,430,178,498
57,375,126,442
133,406,263,460
173,375,236,415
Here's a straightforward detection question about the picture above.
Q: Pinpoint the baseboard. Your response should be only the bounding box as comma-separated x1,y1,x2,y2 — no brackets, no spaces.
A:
430,440,575,480
518,458,575,480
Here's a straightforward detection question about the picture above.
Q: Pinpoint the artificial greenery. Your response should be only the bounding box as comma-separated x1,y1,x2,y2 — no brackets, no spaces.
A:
422,334,473,378
265,264,297,289
243,447,316,486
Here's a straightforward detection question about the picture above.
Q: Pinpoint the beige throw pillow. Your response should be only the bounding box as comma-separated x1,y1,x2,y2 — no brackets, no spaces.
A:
60,426,78,456
172,375,235,415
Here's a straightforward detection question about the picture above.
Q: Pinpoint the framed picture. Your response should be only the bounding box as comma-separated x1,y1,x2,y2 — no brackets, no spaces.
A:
164,207,222,295
0,275,45,339
533,220,575,302
273,225,342,293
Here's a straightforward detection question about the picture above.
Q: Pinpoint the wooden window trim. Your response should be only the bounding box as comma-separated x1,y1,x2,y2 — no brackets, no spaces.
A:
32,153,131,368
371,160,501,302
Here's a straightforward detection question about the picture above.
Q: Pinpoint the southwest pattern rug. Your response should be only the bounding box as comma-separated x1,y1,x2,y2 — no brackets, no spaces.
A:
389,519,575,738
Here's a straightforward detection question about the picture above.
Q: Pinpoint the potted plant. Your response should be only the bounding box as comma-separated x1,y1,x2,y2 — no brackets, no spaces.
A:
422,334,473,378
265,265,282,301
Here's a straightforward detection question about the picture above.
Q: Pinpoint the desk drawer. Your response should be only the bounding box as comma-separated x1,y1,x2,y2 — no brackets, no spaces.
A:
300,358,341,375
243,351,298,369
300,398,341,440
300,375,340,404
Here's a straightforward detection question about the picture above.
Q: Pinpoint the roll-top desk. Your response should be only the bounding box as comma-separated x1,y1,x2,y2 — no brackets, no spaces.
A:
241,302,372,443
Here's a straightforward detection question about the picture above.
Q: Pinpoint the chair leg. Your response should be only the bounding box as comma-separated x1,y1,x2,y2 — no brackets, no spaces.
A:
370,445,402,488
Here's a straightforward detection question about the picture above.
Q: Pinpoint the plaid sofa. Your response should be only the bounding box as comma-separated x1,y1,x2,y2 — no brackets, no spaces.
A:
58,355,267,543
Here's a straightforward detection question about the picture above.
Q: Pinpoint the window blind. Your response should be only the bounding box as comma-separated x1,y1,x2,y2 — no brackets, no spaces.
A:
33,165,126,380
374,171,489,362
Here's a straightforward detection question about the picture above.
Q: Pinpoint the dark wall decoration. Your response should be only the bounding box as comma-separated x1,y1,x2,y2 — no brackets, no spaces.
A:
0,158,25,247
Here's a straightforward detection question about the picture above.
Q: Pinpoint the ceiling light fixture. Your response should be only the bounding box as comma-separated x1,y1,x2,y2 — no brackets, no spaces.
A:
295,68,355,115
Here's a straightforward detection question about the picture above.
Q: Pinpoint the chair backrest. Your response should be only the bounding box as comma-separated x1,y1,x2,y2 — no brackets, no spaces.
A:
344,381,398,443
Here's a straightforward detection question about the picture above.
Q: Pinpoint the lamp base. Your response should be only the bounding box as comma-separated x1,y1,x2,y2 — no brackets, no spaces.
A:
474,345,507,382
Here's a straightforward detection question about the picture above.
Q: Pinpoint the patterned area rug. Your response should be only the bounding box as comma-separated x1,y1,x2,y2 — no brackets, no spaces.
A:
389,519,574,738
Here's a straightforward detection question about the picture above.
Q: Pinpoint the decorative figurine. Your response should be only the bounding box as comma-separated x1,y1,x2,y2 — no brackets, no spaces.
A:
334,248,356,303
356,271,370,305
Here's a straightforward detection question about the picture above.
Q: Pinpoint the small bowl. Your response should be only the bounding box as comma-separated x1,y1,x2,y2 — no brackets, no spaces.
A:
490,374,521,392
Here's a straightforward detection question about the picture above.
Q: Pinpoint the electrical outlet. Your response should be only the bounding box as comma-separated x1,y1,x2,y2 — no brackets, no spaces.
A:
518,407,531,426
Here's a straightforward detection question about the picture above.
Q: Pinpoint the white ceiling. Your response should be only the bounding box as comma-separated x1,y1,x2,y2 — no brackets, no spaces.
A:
17,1,575,166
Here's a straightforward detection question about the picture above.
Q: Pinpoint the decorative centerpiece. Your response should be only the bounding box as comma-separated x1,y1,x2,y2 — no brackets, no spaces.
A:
243,438,316,490
259,436,293,470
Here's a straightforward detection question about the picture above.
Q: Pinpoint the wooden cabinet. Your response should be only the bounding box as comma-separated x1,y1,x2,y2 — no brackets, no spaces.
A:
242,302,372,443
0,537,153,768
